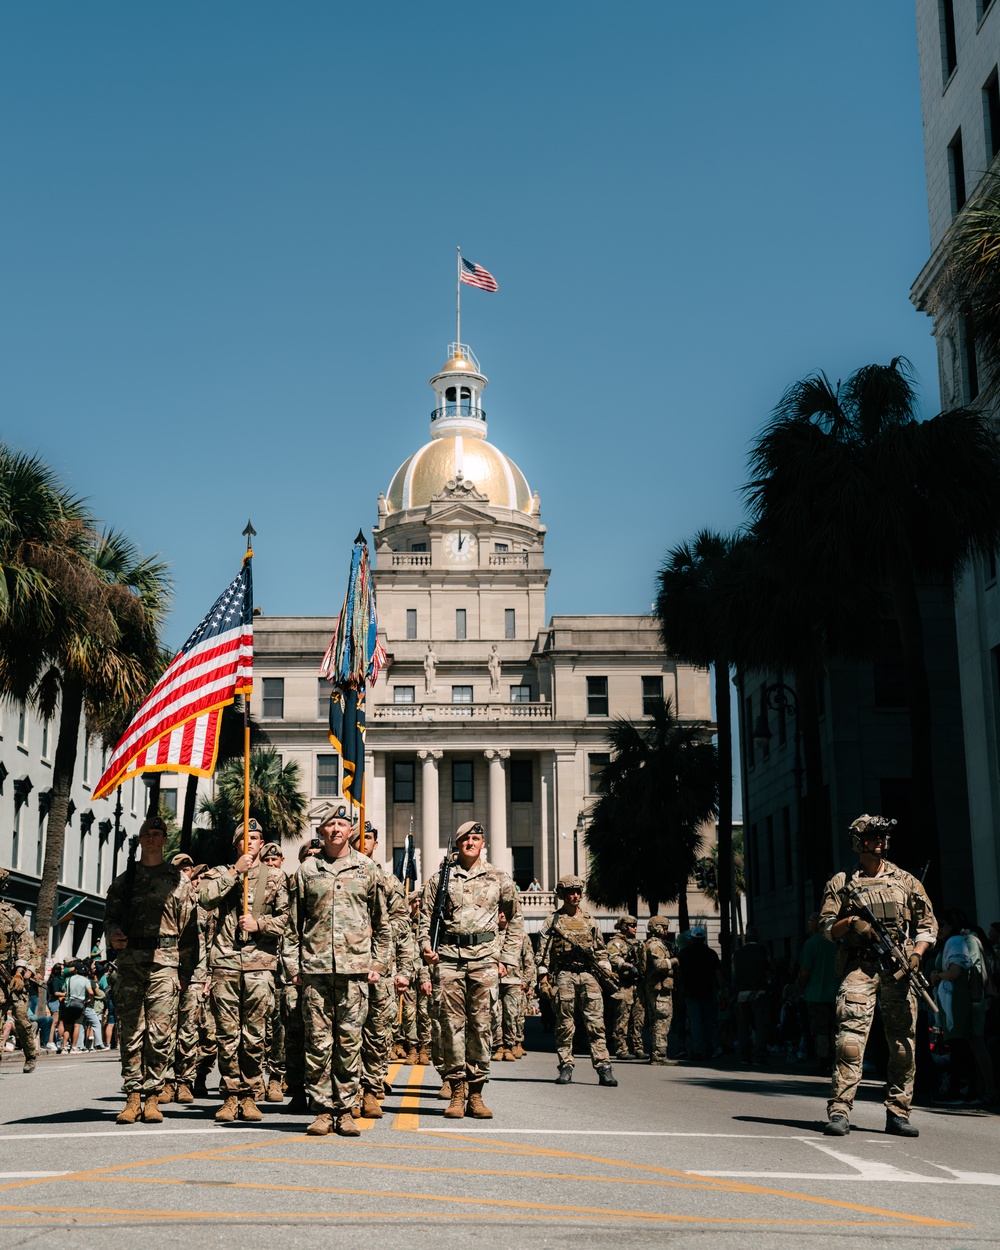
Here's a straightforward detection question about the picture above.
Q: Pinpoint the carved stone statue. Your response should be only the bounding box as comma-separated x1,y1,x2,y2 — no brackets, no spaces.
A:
423,644,437,694
488,644,501,697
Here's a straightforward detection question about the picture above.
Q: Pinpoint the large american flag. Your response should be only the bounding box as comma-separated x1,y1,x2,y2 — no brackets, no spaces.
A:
92,562,253,800
460,257,499,292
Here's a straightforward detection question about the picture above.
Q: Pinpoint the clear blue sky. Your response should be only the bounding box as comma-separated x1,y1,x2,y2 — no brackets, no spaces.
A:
4,3,935,655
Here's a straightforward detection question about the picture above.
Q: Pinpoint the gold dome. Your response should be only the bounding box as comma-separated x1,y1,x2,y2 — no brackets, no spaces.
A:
441,353,474,373
386,435,532,513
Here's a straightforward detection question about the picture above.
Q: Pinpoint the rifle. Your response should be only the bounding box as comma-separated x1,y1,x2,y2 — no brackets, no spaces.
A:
846,889,939,1014
428,854,455,953
112,835,140,961
544,919,620,993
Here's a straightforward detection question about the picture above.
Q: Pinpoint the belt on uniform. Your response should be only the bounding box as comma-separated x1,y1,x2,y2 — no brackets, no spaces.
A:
559,962,589,973
443,930,496,946
129,935,179,951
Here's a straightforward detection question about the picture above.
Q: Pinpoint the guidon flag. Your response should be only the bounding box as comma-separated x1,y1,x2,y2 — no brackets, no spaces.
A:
460,257,499,292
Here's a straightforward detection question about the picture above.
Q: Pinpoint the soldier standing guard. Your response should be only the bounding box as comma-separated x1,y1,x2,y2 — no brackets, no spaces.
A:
536,874,618,1087
284,801,392,1138
260,841,289,1104
820,814,937,1138
493,909,535,1061
105,815,198,1124
640,916,679,1065
164,852,209,1104
420,821,524,1120
199,818,290,1123
606,915,646,1060
0,867,39,1074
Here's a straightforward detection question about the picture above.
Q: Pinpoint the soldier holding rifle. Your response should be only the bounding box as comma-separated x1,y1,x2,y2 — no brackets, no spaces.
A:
820,814,937,1138
0,867,38,1074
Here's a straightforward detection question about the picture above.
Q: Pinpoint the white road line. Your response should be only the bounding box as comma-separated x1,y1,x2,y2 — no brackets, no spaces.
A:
0,1172,71,1179
689,1170,1000,1185
417,1129,805,1137
0,1127,269,1142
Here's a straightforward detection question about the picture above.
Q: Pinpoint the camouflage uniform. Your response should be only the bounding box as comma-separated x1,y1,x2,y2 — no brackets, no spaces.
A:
820,859,937,1122
537,906,613,1071
606,923,645,1055
0,891,38,1070
104,862,197,1094
419,855,523,1086
495,929,536,1053
199,861,289,1100
398,909,431,1055
173,902,211,1087
283,848,391,1116
639,922,677,1061
360,863,414,1096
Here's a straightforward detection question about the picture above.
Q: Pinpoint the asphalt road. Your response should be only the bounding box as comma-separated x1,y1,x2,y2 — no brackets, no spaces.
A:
0,1028,997,1249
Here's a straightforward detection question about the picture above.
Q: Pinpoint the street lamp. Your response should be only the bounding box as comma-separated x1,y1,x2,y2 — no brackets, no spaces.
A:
573,810,585,876
753,682,806,932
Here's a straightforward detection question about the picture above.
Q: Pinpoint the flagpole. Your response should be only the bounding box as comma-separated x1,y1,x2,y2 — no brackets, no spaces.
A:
456,245,461,347
241,520,256,914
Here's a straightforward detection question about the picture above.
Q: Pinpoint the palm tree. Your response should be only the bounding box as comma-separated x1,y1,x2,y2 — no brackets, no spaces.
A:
584,700,717,919
656,530,740,967
747,359,1000,892
200,747,307,846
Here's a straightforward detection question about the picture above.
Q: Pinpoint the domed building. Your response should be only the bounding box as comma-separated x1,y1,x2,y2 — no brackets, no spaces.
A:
252,342,713,914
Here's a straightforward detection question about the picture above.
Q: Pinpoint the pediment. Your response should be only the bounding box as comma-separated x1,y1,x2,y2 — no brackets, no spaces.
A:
426,498,497,529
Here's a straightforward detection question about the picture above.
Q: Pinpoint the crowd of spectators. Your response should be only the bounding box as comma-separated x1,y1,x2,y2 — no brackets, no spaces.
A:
3,955,117,1059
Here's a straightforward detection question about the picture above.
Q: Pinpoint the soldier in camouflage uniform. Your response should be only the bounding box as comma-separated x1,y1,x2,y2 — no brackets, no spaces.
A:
396,892,429,1064
352,823,414,1118
260,842,289,1103
105,815,198,1124
820,814,937,1138
199,819,289,1123
0,868,38,1073
537,874,618,1087
166,853,211,1103
606,915,646,1059
640,916,679,1065
284,801,392,1138
420,821,523,1120
492,909,535,1060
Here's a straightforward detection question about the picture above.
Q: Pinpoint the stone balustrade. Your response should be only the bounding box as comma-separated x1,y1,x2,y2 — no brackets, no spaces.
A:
372,701,553,721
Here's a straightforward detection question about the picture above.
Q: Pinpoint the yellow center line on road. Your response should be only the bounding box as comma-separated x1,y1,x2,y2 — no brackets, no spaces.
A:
392,1061,427,1131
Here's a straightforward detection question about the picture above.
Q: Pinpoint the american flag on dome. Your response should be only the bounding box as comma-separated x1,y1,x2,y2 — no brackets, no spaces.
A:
460,257,498,292
92,561,254,800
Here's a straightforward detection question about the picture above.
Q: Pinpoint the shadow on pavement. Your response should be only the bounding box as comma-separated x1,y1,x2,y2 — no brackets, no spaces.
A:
732,1114,875,1134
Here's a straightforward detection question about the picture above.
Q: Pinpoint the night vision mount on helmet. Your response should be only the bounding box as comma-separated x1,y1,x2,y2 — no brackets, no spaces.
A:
849,814,896,855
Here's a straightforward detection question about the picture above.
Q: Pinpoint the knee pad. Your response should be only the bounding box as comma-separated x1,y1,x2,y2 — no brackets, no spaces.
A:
837,1032,862,1064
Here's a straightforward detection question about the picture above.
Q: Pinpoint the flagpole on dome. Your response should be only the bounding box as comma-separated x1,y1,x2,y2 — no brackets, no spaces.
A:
241,519,256,914
456,245,462,348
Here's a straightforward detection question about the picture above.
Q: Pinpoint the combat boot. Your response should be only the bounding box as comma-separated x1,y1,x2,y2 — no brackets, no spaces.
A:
159,1082,174,1105
391,1041,406,1059
443,1080,467,1119
215,1095,239,1123
513,1044,525,1058
142,1093,163,1123
265,1079,284,1103
824,1115,850,1136
176,1082,195,1103
116,1091,142,1124
466,1081,493,1119
362,1089,383,1118
306,1112,332,1136
418,1045,432,1065
597,1063,618,1087
404,1046,419,1065
633,1050,648,1060
22,1056,37,1074
502,1049,517,1062
437,1078,452,1100
239,1097,263,1122
382,1078,392,1098
336,1112,361,1137
287,1087,310,1114
492,1046,504,1061
885,1112,919,1138
556,1063,573,1085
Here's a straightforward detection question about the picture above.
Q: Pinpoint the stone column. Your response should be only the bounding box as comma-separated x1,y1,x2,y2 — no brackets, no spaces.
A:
554,749,581,878
417,749,442,882
539,751,554,890
369,751,388,870
484,749,511,875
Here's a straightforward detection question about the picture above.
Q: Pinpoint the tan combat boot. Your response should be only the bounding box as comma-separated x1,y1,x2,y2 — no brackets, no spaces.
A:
417,1045,432,1065
116,1092,142,1124
362,1089,383,1119
141,1093,163,1123
336,1112,361,1137
215,1095,239,1122
175,1082,194,1103
306,1112,332,1136
239,1096,263,1122
502,1049,517,1062
404,1046,419,1065
159,1082,174,1105
265,1079,284,1103
466,1081,493,1119
437,1078,452,1100
514,1043,525,1057
391,1041,406,1059
491,1046,504,1061
443,1080,467,1119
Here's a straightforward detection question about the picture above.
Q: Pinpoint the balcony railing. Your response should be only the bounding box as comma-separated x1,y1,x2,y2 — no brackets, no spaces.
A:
372,701,552,721
390,553,432,567
488,552,528,567
431,405,486,421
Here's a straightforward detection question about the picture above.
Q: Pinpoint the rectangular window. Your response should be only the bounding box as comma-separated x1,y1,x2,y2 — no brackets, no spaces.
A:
405,609,417,640
317,678,334,719
393,759,415,803
451,685,473,703
758,685,770,756
510,759,533,802
940,0,958,81
393,685,415,703
410,542,427,552
82,736,90,784
588,752,611,794
96,837,104,893
41,720,50,758
587,676,609,716
504,609,516,639
493,542,509,553
262,677,284,719
161,789,178,818
455,609,467,640
317,755,339,796
743,694,755,768
509,684,531,703
11,805,20,869
949,129,967,215
36,812,44,875
984,69,1000,160
452,759,474,803
77,835,86,889
17,702,27,747
782,805,793,886
961,313,980,401
511,845,534,891
641,675,663,715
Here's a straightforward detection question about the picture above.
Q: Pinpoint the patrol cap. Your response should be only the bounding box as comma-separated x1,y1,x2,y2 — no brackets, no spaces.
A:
261,842,283,859
454,821,485,845
139,815,167,836
170,852,195,868
191,864,208,877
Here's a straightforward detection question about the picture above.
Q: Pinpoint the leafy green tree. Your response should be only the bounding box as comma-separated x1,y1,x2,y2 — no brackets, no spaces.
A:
584,701,717,918
937,168,1000,396
198,747,307,847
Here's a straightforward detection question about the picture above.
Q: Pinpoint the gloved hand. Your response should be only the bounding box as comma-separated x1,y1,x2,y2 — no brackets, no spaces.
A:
850,918,874,943
908,952,922,972
10,973,24,993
